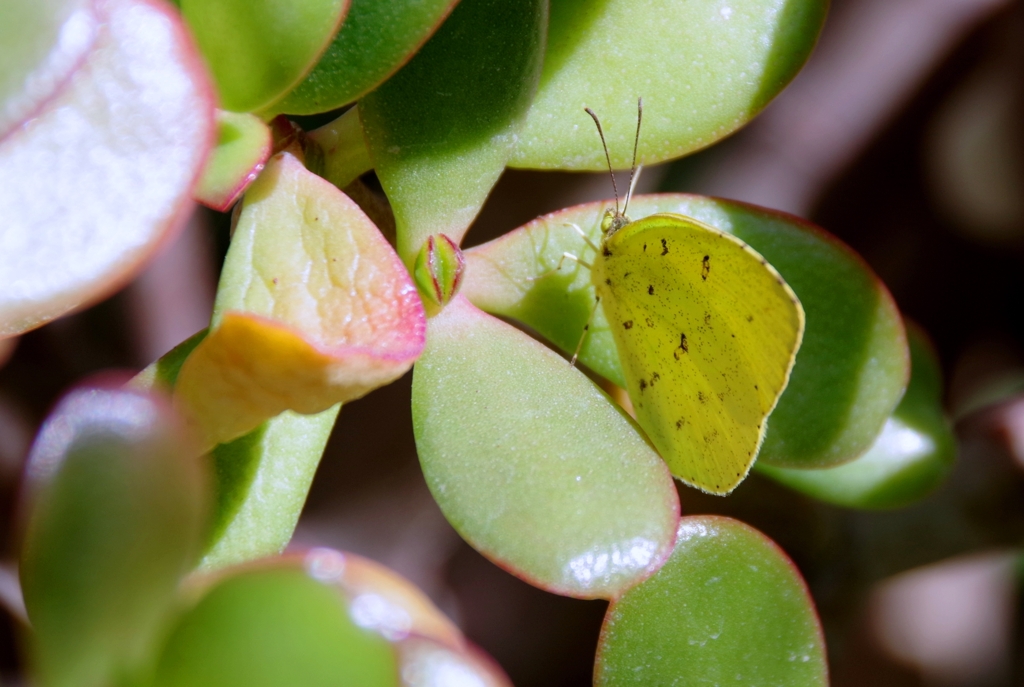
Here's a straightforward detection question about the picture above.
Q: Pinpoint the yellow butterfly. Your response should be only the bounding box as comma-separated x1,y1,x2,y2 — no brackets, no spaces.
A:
569,101,804,494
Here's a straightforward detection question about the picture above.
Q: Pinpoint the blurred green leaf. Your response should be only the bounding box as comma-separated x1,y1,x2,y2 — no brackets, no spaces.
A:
412,296,679,599
595,516,827,686
20,386,208,687
463,195,908,468
268,0,460,116
360,0,547,262
181,0,349,113
152,565,397,687
133,331,340,572
194,111,271,212
758,324,956,509
511,0,827,170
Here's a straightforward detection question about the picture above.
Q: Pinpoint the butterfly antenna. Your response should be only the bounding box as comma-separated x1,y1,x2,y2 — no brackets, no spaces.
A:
585,106,619,215
623,97,643,217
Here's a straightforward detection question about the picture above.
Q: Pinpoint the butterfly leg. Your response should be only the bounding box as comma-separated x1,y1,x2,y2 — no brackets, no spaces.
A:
526,251,592,282
564,222,601,255
570,295,601,367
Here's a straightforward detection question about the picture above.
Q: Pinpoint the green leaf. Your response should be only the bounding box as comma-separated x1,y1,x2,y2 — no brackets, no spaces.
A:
181,0,349,113
194,111,272,212
511,0,828,170
20,386,208,687
133,332,341,572
595,516,827,686
200,407,340,570
757,324,956,509
267,0,460,116
412,296,679,599
152,565,397,687
462,195,908,468
360,0,547,263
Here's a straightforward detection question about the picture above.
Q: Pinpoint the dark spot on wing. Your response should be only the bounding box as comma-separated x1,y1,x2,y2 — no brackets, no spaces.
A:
701,255,710,281
704,312,711,326
661,239,668,255
639,380,647,393
675,417,685,429
674,333,688,360
623,320,633,329
603,246,612,257
648,285,654,295
646,317,654,328
643,243,647,252
623,271,632,278
754,384,759,390
746,315,754,322
605,278,612,286
697,391,706,404
717,392,725,401
650,372,660,386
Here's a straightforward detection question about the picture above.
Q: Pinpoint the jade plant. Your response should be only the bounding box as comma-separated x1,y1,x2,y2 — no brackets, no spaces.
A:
0,0,961,684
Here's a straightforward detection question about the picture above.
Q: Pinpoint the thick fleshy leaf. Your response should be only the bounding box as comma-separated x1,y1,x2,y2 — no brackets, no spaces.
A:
510,0,827,170
152,564,397,687
595,517,827,686
268,0,460,116
0,0,215,337
758,324,956,509
397,636,512,687
133,331,342,572
174,151,425,448
360,0,547,262
180,0,349,113
305,106,373,190
194,111,272,212
412,296,679,599
463,195,909,468
301,548,463,647
20,386,208,687
1,0,98,141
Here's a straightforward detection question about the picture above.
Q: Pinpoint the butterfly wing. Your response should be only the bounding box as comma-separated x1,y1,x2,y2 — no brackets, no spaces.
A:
592,213,804,494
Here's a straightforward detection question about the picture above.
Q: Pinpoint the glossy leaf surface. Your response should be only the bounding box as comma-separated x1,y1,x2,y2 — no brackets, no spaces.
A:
134,331,342,571
20,386,208,687
463,195,908,468
511,0,827,170
306,106,373,190
301,548,463,647
153,565,397,687
596,516,827,686
0,0,215,337
758,325,956,509
194,110,272,212
269,0,460,115
175,152,425,448
412,296,679,599
360,0,547,262
181,0,349,113
0,0,98,141
397,636,512,687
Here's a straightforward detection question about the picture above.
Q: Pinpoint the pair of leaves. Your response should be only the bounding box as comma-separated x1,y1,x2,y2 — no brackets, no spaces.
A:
19,383,509,686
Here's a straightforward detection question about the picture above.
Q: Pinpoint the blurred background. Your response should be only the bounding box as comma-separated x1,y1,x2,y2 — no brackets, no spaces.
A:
3,0,1024,684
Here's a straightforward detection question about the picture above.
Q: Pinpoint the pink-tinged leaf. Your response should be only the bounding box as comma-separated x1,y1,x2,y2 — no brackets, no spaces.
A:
396,635,512,687
300,548,463,648
194,110,272,212
20,384,209,687
0,0,216,338
153,560,398,687
1,0,99,142
412,296,679,599
175,152,425,448
596,516,828,686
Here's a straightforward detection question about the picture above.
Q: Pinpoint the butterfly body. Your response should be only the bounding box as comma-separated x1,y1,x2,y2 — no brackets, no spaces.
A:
591,210,804,494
